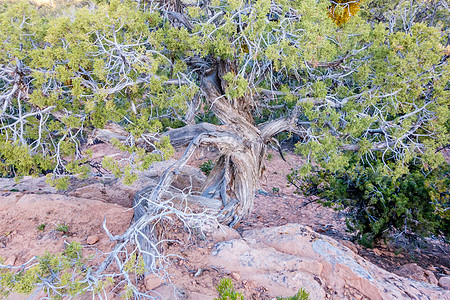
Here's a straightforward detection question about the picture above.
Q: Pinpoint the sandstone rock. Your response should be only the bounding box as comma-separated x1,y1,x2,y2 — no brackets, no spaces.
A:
210,223,449,300
439,276,450,290
68,182,133,207
8,291,45,300
144,273,165,291
187,292,214,300
4,255,16,266
201,223,241,243
86,235,99,245
341,240,358,254
149,284,181,300
231,272,241,281
396,263,438,285
0,177,57,194
85,143,127,162
426,270,439,285
150,284,214,300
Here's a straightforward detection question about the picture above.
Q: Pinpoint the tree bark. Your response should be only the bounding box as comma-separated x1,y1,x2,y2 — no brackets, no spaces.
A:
132,59,302,272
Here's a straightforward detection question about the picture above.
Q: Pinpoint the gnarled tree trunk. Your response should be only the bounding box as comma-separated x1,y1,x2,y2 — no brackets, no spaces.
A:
132,59,301,273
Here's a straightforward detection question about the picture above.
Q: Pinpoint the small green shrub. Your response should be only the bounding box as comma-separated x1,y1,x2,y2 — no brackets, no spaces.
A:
277,288,310,300
56,223,70,234
215,278,244,300
214,278,309,300
37,224,46,231
200,160,215,176
294,159,450,245
267,153,273,161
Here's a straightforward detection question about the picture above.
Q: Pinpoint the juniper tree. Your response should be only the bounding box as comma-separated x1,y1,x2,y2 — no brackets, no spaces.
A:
0,0,449,294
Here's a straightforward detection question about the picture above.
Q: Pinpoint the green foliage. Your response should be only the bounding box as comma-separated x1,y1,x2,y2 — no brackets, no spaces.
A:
0,241,133,298
100,134,174,185
0,0,177,183
215,278,244,300
123,253,145,277
196,110,222,125
0,242,93,298
37,224,46,231
294,158,450,244
200,160,215,176
277,288,310,300
0,140,52,178
55,223,70,234
361,0,450,30
223,72,249,99
1,0,447,187
45,175,70,190
214,278,310,300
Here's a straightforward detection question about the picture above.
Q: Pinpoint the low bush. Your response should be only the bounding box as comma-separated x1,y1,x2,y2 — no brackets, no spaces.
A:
291,159,449,246
215,278,244,300
214,277,310,300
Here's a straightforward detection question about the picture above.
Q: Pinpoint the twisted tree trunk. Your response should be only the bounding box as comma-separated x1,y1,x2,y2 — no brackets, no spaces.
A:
133,59,301,272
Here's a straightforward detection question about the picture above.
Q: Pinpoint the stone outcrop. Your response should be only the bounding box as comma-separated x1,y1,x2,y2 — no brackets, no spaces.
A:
209,224,450,300
395,263,438,285
440,276,450,290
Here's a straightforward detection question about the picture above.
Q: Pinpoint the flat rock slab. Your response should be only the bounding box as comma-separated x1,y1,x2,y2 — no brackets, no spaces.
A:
210,223,450,300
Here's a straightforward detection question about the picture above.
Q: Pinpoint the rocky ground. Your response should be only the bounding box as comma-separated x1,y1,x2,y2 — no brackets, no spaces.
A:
0,142,449,299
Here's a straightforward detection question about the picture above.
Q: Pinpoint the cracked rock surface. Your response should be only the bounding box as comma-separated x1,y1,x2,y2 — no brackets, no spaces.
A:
209,224,450,300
